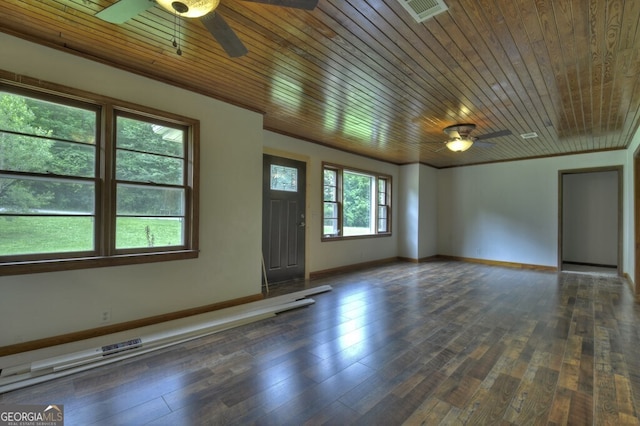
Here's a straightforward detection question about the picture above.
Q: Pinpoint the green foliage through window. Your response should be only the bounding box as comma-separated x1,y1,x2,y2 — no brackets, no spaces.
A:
322,163,391,238
0,84,197,272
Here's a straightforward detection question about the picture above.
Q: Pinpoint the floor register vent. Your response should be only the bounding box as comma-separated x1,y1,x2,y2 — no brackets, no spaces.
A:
101,338,143,356
397,0,448,23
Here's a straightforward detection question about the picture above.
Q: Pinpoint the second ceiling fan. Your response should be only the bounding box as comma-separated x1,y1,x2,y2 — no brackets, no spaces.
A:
96,0,319,58
441,123,512,152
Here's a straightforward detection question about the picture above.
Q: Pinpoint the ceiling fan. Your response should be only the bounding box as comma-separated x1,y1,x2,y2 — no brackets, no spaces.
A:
440,123,512,152
95,0,319,58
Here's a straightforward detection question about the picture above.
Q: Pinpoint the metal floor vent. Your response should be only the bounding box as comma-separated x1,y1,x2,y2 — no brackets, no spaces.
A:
101,338,142,356
397,0,448,23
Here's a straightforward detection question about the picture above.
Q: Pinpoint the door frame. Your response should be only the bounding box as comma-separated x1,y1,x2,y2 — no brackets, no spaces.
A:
634,147,640,295
558,165,623,275
263,148,310,280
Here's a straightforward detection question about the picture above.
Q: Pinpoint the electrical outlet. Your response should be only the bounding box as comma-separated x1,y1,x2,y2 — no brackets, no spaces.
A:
101,309,111,323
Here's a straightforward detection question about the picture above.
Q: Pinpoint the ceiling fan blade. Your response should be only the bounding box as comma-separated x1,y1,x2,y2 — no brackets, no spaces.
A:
474,141,496,148
476,129,512,140
95,0,154,24
241,0,319,10
201,12,249,58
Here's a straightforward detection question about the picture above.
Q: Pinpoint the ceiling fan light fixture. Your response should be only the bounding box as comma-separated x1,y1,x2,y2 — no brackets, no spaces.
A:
446,138,474,152
156,0,219,18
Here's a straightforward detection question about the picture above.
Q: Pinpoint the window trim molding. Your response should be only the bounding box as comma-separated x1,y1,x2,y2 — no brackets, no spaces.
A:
0,71,200,276
321,162,392,242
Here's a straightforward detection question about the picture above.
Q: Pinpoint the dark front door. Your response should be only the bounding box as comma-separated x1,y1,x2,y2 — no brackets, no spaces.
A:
262,154,306,283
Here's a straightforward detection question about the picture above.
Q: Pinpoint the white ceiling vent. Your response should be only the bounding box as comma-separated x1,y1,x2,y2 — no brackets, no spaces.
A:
520,132,539,139
397,0,448,23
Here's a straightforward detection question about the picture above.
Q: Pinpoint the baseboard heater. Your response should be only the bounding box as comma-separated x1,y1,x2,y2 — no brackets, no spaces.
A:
0,285,332,393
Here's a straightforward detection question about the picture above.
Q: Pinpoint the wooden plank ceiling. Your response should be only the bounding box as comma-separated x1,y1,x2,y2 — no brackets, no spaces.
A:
1,0,639,167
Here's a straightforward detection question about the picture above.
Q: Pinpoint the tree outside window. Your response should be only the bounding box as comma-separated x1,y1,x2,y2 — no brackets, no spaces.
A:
0,83,198,275
322,163,391,239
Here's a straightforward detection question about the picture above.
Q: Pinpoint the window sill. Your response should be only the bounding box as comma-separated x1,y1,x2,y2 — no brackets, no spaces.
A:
0,250,199,276
321,233,392,242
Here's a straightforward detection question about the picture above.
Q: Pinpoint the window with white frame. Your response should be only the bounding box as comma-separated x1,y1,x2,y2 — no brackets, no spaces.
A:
0,82,199,275
322,163,391,239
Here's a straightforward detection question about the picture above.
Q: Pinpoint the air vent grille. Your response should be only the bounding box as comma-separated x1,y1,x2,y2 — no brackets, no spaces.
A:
397,0,448,23
520,132,539,139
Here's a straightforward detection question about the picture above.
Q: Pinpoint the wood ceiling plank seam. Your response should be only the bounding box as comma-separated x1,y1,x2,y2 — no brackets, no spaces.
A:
616,1,640,148
618,0,640,51
0,8,67,43
4,0,636,167
309,0,456,121
336,0,490,133
416,16,510,133
437,4,534,161
85,6,264,81
568,0,595,147
77,0,332,113
550,0,586,150
378,0,544,160
602,0,624,148
613,66,640,150
525,0,577,152
274,4,430,116
218,5,404,127
620,77,640,150
467,0,550,144
493,0,558,151
80,11,299,111
442,3,525,158
515,0,572,154
588,0,605,140
226,3,425,135
427,9,525,138
2,6,266,106
1,10,271,115
613,62,640,148
584,0,607,149
498,1,559,156
367,0,512,132
336,0,482,123
13,2,194,69
0,4,144,50
452,0,549,156
55,0,99,16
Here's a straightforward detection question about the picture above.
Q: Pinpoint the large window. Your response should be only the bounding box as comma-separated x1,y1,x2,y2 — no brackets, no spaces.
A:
322,163,391,239
0,82,198,275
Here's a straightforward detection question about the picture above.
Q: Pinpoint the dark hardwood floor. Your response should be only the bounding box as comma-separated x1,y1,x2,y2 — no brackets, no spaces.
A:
2,260,640,425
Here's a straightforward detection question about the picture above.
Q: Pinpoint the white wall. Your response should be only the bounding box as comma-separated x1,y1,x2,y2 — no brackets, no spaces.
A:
562,171,618,266
437,150,627,268
399,164,420,259
263,131,399,272
0,34,264,346
398,164,438,260
419,164,438,258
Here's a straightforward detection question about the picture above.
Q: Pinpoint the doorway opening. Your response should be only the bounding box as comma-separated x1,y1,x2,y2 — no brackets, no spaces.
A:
558,166,622,276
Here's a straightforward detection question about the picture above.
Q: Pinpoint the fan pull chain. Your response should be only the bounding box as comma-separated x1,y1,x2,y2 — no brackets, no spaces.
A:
171,11,182,56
